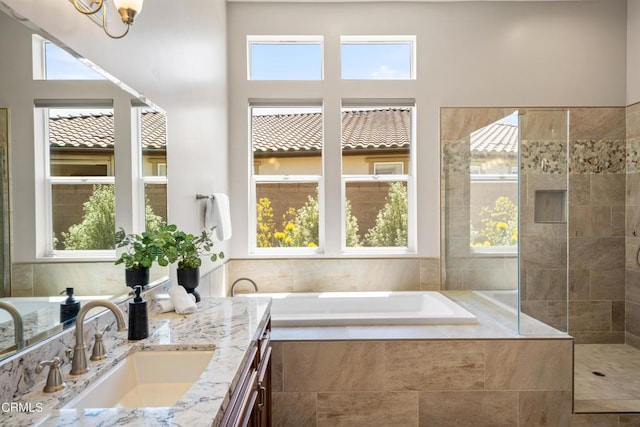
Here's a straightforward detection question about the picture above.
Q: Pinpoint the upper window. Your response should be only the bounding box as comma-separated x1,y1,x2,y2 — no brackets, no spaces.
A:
341,36,415,80
33,36,105,80
248,36,323,80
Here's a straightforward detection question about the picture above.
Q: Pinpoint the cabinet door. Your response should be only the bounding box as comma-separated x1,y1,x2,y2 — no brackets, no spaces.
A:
256,345,272,427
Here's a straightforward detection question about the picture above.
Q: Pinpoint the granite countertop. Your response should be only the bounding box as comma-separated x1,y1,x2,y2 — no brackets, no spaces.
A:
3,296,271,427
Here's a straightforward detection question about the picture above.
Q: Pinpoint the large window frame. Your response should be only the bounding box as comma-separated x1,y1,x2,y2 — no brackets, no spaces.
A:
341,103,416,254
38,104,116,258
249,102,324,254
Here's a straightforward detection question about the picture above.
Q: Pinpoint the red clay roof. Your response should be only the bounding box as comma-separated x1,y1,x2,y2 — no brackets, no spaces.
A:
49,111,166,150
252,108,411,153
49,109,517,155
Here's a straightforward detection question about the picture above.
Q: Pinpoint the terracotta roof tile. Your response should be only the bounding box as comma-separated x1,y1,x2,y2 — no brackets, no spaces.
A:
49,111,166,150
252,108,411,153
470,122,517,155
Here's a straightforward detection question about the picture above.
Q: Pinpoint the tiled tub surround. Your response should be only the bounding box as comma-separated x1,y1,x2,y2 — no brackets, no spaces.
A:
227,258,441,294
270,292,574,427
0,287,271,426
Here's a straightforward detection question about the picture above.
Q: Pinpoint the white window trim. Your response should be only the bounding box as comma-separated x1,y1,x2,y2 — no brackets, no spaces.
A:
340,35,417,80
247,35,324,80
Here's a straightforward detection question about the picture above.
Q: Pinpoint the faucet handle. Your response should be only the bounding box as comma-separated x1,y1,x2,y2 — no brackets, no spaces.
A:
35,356,66,393
90,322,113,361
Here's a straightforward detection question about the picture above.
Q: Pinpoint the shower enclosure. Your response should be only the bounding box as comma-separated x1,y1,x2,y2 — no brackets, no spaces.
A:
442,106,635,413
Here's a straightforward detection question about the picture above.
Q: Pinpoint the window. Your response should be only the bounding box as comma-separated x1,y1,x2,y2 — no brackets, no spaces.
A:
341,36,415,80
43,106,116,253
342,105,414,250
250,105,323,251
248,36,323,80
33,35,105,80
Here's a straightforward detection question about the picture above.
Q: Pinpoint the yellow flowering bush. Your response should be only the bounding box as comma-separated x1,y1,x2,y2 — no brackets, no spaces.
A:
470,196,518,247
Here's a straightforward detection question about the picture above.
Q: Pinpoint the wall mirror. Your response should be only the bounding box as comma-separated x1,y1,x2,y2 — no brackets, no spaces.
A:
0,4,169,361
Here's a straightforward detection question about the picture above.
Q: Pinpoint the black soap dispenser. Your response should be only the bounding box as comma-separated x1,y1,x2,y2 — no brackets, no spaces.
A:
128,285,148,340
60,287,80,325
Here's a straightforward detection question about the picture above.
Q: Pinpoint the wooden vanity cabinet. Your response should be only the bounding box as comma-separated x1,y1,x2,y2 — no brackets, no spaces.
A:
220,317,272,427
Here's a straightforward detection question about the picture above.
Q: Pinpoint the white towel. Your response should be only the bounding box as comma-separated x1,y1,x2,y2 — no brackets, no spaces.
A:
212,193,232,241
154,294,195,313
168,286,198,314
204,197,216,230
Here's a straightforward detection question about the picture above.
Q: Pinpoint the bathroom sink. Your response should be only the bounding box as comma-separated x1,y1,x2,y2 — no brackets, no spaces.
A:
64,349,214,409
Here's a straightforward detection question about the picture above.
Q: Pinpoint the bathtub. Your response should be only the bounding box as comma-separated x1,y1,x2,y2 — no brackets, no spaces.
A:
243,291,477,327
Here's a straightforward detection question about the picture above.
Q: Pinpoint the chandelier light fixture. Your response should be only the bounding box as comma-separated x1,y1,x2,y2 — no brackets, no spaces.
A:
71,0,144,39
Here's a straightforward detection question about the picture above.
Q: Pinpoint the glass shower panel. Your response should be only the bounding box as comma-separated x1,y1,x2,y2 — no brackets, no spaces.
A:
441,108,519,332
518,109,569,335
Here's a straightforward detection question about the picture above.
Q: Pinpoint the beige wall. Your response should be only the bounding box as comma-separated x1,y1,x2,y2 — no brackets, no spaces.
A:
626,102,640,348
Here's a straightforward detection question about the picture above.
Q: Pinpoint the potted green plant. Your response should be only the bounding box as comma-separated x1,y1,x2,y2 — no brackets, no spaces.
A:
165,228,224,302
115,224,175,287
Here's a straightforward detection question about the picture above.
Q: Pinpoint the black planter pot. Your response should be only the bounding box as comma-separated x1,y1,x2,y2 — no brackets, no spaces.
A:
125,267,150,288
177,267,201,302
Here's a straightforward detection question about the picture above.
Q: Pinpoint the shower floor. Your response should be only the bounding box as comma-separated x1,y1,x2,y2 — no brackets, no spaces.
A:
574,343,640,413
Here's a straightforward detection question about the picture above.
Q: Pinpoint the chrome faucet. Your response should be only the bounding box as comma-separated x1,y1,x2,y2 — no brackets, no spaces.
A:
69,300,127,375
230,277,258,297
0,301,24,351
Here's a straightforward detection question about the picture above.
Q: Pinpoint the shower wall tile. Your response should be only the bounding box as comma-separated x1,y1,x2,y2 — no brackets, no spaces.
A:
627,103,640,139
569,237,625,271
569,269,591,301
317,392,418,427
419,391,518,427
626,301,640,337
626,269,640,304
569,174,591,205
591,174,626,205
571,331,625,344
570,108,626,140
628,137,640,173
612,301,626,331
521,237,567,269
627,173,640,205
569,301,612,332
569,206,615,237
522,269,567,301
272,392,317,427
590,269,625,300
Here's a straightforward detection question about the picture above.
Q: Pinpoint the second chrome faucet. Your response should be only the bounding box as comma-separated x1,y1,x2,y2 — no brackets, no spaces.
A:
69,300,127,375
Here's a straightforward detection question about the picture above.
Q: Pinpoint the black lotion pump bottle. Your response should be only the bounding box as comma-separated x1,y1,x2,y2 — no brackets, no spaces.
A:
60,287,80,325
128,285,149,340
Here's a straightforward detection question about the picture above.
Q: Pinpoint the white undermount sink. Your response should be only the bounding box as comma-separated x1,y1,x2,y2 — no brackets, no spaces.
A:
63,349,215,409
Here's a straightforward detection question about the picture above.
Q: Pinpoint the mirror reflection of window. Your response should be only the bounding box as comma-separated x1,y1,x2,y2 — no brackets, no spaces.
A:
140,109,168,228
469,111,518,252
46,107,115,251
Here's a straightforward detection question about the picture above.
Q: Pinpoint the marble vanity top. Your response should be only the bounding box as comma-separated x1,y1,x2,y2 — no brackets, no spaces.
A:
1,296,271,427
